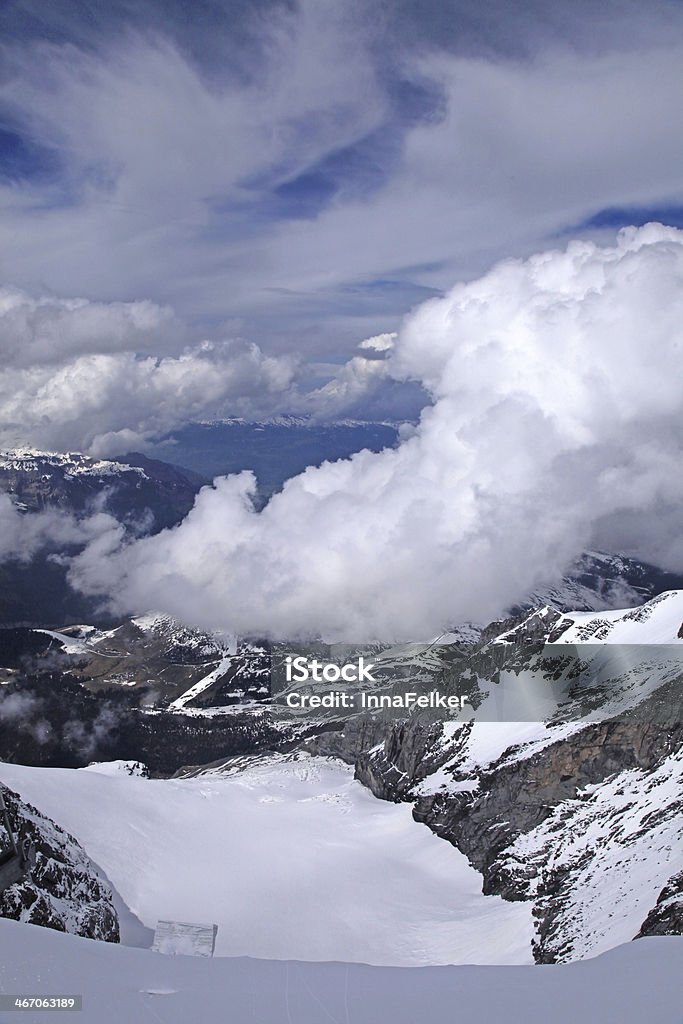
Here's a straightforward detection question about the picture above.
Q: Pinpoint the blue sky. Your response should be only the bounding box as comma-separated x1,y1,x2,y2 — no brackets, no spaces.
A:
1,0,683,365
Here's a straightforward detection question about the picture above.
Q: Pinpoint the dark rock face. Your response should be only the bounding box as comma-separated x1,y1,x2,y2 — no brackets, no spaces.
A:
0,672,291,774
356,719,468,801
0,620,294,774
301,715,391,767
637,872,683,938
413,715,681,880
0,783,118,941
359,714,674,870
353,697,682,962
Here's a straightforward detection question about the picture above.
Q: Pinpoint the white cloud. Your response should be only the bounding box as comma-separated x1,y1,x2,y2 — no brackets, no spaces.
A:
304,332,426,422
0,287,299,454
68,225,683,639
1,5,683,352
0,286,177,367
0,491,120,564
306,350,391,418
0,286,414,453
359,333,397,352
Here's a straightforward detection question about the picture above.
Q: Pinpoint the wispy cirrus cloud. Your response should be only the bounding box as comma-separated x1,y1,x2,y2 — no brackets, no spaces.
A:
1,0,683,360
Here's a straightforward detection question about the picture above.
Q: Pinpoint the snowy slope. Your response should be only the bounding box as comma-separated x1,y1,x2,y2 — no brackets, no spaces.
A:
550,590,683,644
168,656,235,709
0,919,680,1024
498,748,683,961
0,755,533,967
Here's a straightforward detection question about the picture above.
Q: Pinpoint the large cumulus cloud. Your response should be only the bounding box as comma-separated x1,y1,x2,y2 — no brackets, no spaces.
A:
67,224,683,639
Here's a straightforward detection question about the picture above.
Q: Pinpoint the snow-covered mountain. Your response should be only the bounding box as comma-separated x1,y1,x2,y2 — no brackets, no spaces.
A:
0,613,287,772
1,591,680,970
22,614,270,710
2,588,681,759
549,588,683,643
343,591,683,963
0,449,200,526
521,550,683,614
0,623,291,775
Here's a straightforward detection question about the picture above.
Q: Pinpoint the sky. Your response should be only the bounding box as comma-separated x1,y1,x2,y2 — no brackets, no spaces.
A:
1,1,683,635
2,0,683,366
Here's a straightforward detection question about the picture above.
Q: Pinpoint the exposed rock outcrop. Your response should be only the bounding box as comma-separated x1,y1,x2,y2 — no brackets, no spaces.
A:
0,783,119,942
637,871,683,938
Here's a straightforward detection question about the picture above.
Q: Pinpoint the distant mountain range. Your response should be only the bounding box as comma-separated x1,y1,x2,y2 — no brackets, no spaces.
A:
141,417,400,498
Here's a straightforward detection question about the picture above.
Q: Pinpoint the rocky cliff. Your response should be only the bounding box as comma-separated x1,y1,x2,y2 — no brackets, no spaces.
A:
345,595,683,962
0,782,119,942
